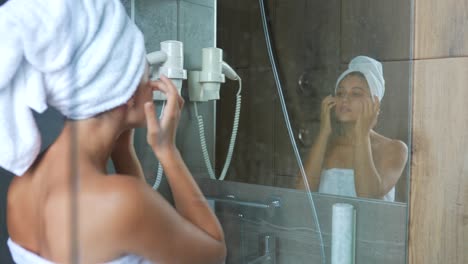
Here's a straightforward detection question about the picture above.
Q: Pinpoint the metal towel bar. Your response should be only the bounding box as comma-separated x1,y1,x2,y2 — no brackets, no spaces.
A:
205,195,281,209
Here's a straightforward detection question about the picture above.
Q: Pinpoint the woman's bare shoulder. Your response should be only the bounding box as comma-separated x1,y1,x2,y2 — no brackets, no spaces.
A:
371,133,408,167
388,139,408,156
372,132,407,152
39,174,154,262
73,175,165,262
84,175,156,225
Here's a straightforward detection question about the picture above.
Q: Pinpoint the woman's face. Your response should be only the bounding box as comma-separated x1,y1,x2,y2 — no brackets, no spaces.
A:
334,74,372,122
128,63,153,126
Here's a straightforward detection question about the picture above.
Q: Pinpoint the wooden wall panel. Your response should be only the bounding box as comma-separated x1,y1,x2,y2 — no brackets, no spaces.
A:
409,57,468,264
414,0,468,59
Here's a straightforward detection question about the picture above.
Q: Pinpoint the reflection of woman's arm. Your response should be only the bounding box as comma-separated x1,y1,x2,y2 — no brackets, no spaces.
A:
297,96,336,190
353,96,408,198
298,132,330,190
353,135,383,197
353,135,408,199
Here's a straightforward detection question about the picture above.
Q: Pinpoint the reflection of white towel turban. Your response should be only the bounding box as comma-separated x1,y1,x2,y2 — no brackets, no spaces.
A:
0,0,146,175
335,56,385,101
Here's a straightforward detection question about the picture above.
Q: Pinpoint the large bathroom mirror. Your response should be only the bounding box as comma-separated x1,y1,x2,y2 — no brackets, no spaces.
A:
215,0,412,203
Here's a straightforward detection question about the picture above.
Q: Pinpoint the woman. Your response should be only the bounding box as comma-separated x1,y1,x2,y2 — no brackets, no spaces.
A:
1,0,226,263
298,56,408,201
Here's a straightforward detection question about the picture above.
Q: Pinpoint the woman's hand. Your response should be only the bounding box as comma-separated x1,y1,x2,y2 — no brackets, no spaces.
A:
319,95,336,137
144,75,184,158
354,95,380,139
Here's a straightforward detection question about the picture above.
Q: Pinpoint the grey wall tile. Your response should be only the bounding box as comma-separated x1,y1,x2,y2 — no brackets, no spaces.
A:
177,101,216,176
176,1,216,178
182,0,214,8
0,169,13,263
120,0,131,13
179,1,215,69
135,0,178,50
131,0,217,184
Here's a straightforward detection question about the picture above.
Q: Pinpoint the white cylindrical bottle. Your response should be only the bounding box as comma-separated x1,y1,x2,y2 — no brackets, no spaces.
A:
331,203,356,264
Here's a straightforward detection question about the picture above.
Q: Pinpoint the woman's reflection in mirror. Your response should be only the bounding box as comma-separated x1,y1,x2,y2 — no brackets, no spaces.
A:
297,56,408,202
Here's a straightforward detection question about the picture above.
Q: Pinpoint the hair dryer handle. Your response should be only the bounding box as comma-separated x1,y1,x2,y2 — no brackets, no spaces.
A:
147,51,168,65
222,61,239,80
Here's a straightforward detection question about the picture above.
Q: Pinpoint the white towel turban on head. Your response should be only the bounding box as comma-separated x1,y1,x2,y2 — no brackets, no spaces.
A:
335,56,385,101
0,0,147,175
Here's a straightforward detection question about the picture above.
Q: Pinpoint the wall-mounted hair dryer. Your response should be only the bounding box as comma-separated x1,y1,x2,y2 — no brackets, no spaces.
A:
188,47,239,102
147,40,187,100
187,47,242,181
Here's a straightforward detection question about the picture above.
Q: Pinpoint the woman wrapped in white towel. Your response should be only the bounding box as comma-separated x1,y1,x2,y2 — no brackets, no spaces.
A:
297,56,408,202
0,0,226,263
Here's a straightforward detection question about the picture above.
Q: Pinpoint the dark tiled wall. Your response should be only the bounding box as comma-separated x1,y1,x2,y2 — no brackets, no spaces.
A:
0,171,13,263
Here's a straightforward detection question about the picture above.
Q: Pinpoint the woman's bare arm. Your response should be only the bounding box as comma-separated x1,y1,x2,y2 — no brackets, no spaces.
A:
111,76,225,263
353,96,408,198
353,136,408,198
297,96,336,191
88,174,224,264
299,133,331,191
